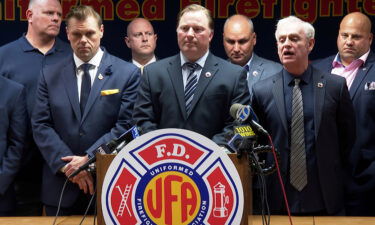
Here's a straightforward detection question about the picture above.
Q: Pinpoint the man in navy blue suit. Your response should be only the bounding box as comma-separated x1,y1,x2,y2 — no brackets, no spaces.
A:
252,16,355,215
133,4,250,146
313,12,374,216
0,77,27,216
32,5,140,215
0,0,71,215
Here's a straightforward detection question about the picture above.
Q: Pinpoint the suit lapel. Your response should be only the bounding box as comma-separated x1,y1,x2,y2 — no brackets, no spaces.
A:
62,58,81,121
81,51,111,123
189,53,218,116
167,55,187,119
349,53,375,99
272,73,288,133
249,54,264,86
313,68,326,139
323,55,335,74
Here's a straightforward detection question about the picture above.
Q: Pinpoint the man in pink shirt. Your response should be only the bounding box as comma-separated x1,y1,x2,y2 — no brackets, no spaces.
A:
313,12,374,216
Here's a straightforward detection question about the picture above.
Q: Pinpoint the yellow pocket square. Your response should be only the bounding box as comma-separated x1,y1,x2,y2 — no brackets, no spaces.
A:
101,89,119,96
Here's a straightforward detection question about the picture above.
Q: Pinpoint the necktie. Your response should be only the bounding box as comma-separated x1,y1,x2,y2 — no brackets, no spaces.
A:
80,63,92,114
184,62,200,114
290,78,307,191
244,64,250,72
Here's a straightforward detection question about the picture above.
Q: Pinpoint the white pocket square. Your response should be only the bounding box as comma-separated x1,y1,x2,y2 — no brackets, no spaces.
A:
364,82,375,91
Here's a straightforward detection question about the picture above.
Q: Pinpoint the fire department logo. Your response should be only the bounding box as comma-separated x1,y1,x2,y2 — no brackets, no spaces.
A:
102,129,244,225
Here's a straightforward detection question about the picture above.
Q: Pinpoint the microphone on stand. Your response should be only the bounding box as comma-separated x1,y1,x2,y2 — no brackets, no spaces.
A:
229,103,268,135
68,126,139,178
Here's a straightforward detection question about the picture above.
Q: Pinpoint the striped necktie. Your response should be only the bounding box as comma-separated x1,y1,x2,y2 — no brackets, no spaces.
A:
290,78,307,191
184,62,200,114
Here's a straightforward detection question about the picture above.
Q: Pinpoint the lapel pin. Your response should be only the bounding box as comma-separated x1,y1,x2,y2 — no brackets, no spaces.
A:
252,71,258,77
98,74,104,80
363,67,367,71
317,82,323,88
205,72,211,78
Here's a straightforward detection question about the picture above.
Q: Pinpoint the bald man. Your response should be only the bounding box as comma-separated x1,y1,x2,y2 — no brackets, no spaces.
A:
314,12,374,216
0,0,71,215
223,14,281,97
125,18,157,71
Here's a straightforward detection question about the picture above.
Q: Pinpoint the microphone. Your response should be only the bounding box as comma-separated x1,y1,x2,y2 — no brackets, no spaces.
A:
230,103,268,135
68,126,139,178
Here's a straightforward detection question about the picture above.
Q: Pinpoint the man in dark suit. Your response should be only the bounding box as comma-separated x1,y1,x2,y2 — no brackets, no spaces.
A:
313,12,374,216
223,14,281,97
32,5,140,216
0,77,27,216
252,16,355,215
125,17,158,73
133,4,250,146
0,0,71,215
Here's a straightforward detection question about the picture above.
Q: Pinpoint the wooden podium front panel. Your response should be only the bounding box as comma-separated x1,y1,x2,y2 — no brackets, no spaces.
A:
96,153,252,225
228,154,252,225
96,154,116,225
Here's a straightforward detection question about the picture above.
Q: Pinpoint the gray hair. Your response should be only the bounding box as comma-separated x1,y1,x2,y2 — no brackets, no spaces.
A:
275,16,315,40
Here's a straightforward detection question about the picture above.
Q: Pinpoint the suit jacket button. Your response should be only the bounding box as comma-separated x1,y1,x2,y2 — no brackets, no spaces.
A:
79,132,84,136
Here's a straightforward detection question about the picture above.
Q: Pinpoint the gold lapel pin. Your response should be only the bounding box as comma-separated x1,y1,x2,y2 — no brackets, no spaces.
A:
98,74,104,80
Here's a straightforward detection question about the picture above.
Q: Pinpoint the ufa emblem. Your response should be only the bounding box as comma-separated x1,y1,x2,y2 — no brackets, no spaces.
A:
102,129,244,224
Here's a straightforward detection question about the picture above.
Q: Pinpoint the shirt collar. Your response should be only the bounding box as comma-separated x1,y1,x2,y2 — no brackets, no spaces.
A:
20,34,63,54
284,65,312,86
132,55,157,68
20,35,35,52
180,50,209,69
245,54,254,68
74,47,104,70
332,50,369,67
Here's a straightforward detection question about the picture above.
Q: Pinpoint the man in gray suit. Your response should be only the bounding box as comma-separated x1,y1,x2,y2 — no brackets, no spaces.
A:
223,14,281,97
133,4,250,146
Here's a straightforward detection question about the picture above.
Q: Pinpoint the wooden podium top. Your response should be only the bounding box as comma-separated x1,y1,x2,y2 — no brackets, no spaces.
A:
1,216,375,225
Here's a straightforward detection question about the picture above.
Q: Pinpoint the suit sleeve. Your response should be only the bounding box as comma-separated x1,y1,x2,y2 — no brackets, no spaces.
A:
0,87,27,195
132,67,159,134
212,68,251,145
32,71,74,174
86,66,141,157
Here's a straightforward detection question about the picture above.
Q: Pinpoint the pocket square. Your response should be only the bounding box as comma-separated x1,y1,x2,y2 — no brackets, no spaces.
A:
364,82,375,91
101,89,119,96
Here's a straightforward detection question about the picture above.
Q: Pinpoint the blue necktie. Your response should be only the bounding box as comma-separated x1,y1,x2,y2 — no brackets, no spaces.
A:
244,64,250,72
80,63,91,114
184,62,200,114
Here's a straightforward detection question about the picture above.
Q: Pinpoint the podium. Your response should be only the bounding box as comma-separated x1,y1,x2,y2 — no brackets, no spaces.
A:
96,153,252,225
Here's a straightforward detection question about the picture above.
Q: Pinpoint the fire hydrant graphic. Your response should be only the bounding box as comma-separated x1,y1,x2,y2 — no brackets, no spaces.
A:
213,182,229,217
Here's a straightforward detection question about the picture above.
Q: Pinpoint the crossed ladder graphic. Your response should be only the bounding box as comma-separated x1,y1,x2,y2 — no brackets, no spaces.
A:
116,184,133,217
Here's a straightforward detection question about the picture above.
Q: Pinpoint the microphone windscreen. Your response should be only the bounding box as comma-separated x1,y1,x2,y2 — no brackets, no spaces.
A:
230,103,244,119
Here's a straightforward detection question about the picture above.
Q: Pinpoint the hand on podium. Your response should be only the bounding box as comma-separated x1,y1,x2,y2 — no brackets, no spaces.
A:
61,155,95,195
